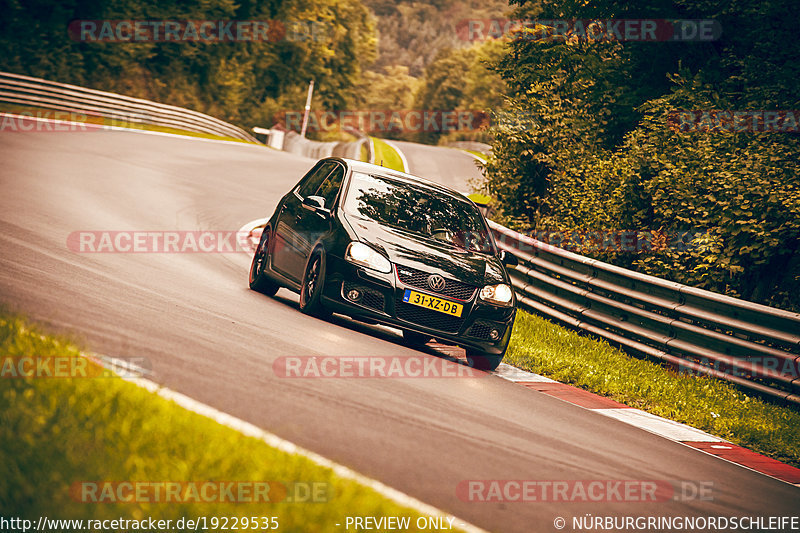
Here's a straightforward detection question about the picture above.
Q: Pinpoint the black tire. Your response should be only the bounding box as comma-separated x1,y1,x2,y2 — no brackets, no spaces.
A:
249,230,279,296
402,330,431,346
465,350,503,371
299,250,330,318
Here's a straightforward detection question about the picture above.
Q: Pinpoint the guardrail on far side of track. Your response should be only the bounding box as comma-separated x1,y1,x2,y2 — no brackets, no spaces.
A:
0,71,259,143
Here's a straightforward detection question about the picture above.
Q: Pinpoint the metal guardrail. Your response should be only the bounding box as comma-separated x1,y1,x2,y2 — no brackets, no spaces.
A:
281,130,364,160
489,221,800,405
0,71,259,143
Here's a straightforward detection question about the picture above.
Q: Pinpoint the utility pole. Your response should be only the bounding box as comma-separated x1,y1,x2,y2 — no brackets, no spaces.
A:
300,80,314,138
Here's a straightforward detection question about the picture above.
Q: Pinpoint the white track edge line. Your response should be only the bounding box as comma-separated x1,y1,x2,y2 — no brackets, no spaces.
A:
460,150,487,164
367,137,376,164
382,139,410,173
89,354,488,533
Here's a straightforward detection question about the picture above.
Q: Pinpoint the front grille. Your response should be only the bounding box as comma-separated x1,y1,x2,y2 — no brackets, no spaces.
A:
468,320,505,340
343,281,385,312
395,265,477,301
395,298,464,333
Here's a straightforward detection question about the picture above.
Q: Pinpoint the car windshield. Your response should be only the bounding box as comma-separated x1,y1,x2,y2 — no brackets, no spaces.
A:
343,172,494,254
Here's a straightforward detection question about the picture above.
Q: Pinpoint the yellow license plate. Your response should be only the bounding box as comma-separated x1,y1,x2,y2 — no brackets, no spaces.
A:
402,289,463,317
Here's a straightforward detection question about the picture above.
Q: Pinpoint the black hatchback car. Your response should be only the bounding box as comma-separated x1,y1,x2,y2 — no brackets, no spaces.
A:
249,157,518,370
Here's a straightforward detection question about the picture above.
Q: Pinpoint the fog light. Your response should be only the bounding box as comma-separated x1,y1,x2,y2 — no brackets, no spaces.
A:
347,289,362,302
489,329,500,340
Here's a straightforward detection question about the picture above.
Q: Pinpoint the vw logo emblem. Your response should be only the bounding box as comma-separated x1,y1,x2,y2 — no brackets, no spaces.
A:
427,274,446,291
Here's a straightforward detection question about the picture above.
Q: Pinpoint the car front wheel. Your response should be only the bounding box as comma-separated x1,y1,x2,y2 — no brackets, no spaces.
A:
299,250,330,318
465,350,503,371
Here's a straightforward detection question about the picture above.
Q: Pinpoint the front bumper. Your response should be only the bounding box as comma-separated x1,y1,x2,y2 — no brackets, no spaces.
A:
320,255,516,355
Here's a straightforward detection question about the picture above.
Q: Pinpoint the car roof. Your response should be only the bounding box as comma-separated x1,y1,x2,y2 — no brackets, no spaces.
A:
328,157,475,204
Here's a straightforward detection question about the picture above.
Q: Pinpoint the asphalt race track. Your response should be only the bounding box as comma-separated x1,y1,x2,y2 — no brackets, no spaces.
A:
390,140,483,193
1,129,798,532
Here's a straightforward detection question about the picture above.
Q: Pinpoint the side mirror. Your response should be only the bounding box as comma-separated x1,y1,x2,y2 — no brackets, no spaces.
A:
302,195,329,217
499,249,519,267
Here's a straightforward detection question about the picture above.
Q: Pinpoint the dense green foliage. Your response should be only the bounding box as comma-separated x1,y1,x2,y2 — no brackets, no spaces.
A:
363,0,509,77
0,0,376,129
351,38,507,144
351,0,508,144
483,0,800,310
412,39,506,144
0,0,509,142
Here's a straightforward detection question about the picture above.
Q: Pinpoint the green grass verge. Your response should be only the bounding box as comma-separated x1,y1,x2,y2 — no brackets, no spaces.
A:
370,137,405,172
0,103,257,145
0,314,464,531
461,149,487,162
506,310,800,468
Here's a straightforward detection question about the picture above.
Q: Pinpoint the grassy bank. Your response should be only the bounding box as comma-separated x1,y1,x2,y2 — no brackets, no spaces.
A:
369,137,405,172
506,310,800,467
0,314,462,531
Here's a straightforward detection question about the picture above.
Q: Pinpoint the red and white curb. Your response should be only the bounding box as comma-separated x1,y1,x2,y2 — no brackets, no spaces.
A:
236,218,268,254
494,363,800,487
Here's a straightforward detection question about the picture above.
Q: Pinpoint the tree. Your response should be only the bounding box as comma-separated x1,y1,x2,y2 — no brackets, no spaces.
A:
0,0,377,129
482,0,800,310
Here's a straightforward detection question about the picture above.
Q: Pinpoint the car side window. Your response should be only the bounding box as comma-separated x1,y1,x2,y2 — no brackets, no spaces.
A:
296,162,335,199
315,165,345,209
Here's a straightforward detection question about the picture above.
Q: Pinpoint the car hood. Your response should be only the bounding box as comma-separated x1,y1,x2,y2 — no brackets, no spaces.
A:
345,215,507,286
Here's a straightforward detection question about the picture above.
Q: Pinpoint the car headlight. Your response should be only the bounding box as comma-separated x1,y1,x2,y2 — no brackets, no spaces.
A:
345,242,391,273
479,283,514,305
